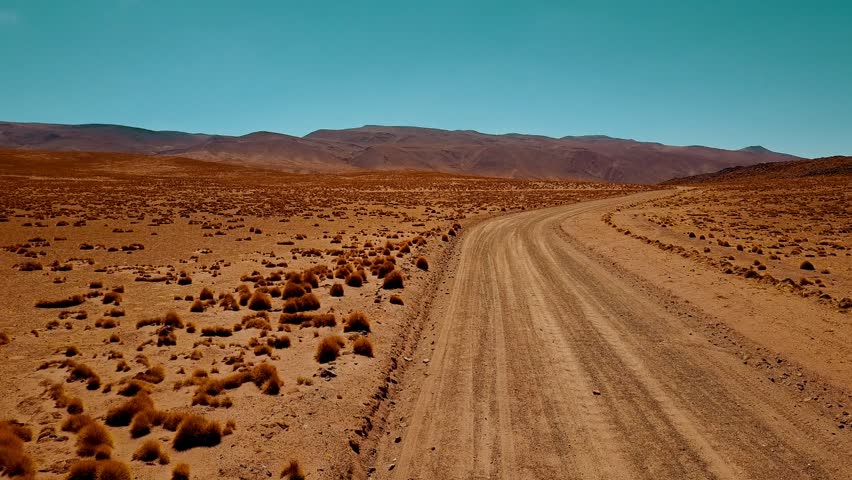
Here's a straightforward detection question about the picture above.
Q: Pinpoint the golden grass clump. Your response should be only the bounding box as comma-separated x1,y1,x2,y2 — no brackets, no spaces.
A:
66,459,131,480
389,294,404,305
343,311,371,333
0,420,36,479
382,270,404,289
132,439,169,464
415,256,429,271
199,287,214,300
35,294,85,308
173,415,222,451
282,281,306,299
352,335,374,357
105,392,154,427
76,422,113,458
61,414,94,433
345,271,364,287
248,291,273,311
280,459,305,480
102,291,122,305
189,300,204,312
315,335,345,363
329,283,344,297
283,293,321,313
251,363,283,395
172,463,191,480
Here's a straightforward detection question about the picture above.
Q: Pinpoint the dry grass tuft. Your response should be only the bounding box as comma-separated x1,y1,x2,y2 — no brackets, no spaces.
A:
800,260,815,270
76,421,113,457
280,459,305,480
352,335,374,357
329,283,344,297
415,256,429,271
282,281,306,299
173,415,222,451
0,420,36,479
132,439,169,464
382,270,404,289
171,463,191,480
389,294,404,305
36,294,85,309
251,363,283,395
105,392,154,427
283,293,321,313
248,291,273,311
315,335,345,363
345,271,364,287
343,311,371,333
67,459,131,480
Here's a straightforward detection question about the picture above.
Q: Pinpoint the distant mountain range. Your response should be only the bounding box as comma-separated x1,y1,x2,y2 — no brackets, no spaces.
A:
664,156,852,184
0,121,801,183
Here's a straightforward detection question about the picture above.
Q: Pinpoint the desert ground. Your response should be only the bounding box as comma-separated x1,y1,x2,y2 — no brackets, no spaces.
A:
1,151,849,479
0,150,649,479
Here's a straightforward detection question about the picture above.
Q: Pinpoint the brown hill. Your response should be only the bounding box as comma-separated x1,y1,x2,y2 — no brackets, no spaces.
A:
0,121,800,183
663,156,852,184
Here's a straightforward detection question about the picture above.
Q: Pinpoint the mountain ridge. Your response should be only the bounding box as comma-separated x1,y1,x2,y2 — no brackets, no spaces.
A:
0,120,801,183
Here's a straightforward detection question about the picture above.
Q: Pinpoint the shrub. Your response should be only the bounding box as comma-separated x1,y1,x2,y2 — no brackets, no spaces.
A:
248,291,272,311
800,260,815,270
164,311,184,328
0,420,36,478
173,415,222,451
201,326,232,337
389,295,404,305
382,270,404,289
219,293,239,311
67,397,84,414
102,292,122,305
67,460,131,480
130,408,156,438
329,283,344,297
280,460,305,480
105,393,154,427
76,422,113,457
343,311,370,333
415,256,429,271
199,287,214,300
352,336,374,357
282,281,306,299
315,335,345,363
189,300,204,312
268,335,291,349
251,363,282,395
95,318,117,329
132,439,169,463
345,272,364,287
0,332,9,346
134,365,166,384
172,463,191,480
35,295,85,308
283,293,320,313
61,414,94,433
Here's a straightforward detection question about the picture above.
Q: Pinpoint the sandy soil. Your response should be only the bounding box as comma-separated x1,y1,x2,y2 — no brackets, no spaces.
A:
371,189,852,479
0,153,645,479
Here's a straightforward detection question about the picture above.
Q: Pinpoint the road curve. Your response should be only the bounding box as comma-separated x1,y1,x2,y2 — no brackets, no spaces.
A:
381,191,850,480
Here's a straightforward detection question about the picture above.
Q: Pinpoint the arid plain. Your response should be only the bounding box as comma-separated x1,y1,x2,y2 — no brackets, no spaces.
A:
0,149,648,479
1,148,850,480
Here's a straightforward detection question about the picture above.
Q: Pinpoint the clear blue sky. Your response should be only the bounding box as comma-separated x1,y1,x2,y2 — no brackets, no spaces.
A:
1,1,850,157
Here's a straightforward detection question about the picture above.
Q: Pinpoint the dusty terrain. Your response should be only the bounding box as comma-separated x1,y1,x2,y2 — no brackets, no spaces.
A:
0,122,799,183
0,149,645,479
371,184,852,479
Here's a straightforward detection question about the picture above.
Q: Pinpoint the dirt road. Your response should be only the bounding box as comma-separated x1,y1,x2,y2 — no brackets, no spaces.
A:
373,191,851,479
